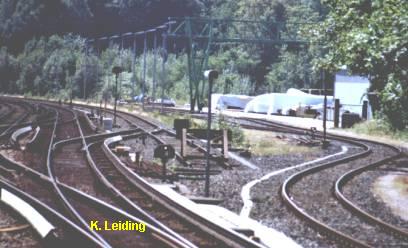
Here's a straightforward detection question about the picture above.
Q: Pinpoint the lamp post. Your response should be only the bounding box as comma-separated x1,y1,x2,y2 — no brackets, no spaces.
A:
322,69,329,148
112,66,123,126
204,70,218,197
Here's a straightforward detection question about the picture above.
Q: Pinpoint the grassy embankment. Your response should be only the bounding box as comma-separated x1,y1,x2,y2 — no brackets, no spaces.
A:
349,119,408,143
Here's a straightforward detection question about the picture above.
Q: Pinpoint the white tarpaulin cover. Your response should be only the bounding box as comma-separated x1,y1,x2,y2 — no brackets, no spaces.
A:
244,89,333,115
211,94,254,110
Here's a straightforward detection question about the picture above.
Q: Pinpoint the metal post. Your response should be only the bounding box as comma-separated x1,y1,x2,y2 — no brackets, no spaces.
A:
334,99,340,128
362,100,368,120
83,42,87,100
205,80,212,197
161,30,168,113
153,32,157,104
112,66,123,126
142,32,147,110
223,129,228,160
114,73,118,126
135,152,140,167
162,158,167,182
181,128,187,157
322,69,328,147
204,70,218,197
132,34,137,99
119,35,124,100
95,39,99,102
70,75,73,107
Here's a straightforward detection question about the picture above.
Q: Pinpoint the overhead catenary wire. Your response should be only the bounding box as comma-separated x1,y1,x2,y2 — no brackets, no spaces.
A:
84,23,172,106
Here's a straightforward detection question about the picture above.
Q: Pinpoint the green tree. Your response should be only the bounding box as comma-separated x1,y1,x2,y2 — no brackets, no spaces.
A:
315,0,407,129
0,47,19,93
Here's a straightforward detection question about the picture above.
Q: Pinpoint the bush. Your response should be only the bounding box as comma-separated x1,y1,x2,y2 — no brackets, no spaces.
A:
380,78,408,130
214,114,245,147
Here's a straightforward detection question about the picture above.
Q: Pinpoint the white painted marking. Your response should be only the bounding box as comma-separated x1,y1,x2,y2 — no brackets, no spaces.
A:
240,146,348,218
153,184,301,248
228,152,259,170
201,204,301,248
1,188,54,238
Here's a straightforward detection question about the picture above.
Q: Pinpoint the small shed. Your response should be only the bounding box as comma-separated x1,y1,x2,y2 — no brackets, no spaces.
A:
334,69,371,119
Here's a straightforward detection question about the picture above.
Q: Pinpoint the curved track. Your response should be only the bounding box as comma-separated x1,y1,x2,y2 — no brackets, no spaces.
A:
231,118,407,247
2,98,407,247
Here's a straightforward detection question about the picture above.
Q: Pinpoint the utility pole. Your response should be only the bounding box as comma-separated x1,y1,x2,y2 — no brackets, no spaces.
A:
204,70,218,197
112,66,123,126
161,30,168,113
132,34,137,99
153,31,158,105
142,32,147,110
322,69,329,148
83,42,88,100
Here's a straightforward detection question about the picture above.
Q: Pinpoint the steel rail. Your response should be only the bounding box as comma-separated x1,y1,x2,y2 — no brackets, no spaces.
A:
232,117,406,246
101,109,226,167
13,98,407,246
102,135,264,248
60,183,191,248
45,107,112,246
0,185,56,240
0,102,31,138
166,113,407,246
0,149,189,248
0,103,14,121
45,103,192,247
85,138,197,248
0,160,106,247
335,153,408,240
67,104,263,247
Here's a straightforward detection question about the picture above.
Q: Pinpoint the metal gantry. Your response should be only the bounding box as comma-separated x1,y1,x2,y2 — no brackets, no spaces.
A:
166,17,315,111
86,25,168,107
85,17,316,111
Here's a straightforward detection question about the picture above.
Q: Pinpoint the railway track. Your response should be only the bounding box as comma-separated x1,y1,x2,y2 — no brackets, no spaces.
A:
52,129,196,247
111,110,229,172
71,106,264,247
61,103,264,247
89,139,223,247
44,103,192,247
0,145,105,247
24,100,249,247
0,101,32,139
335,155,408,239
133,108,408,246
2,98,407,247
0,99,192,247
0,199,40,247
338,156,408,233
0,149,185,248
224,118,408,247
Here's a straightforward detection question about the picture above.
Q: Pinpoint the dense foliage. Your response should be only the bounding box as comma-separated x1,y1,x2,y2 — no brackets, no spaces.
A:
0,0,202,52
0,0,406,129
1,0,325,98
316,0,407,129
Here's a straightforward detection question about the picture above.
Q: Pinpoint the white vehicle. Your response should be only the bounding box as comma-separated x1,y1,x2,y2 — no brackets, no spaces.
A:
116,99,127,105
244,89,333,115
155,97,176,107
